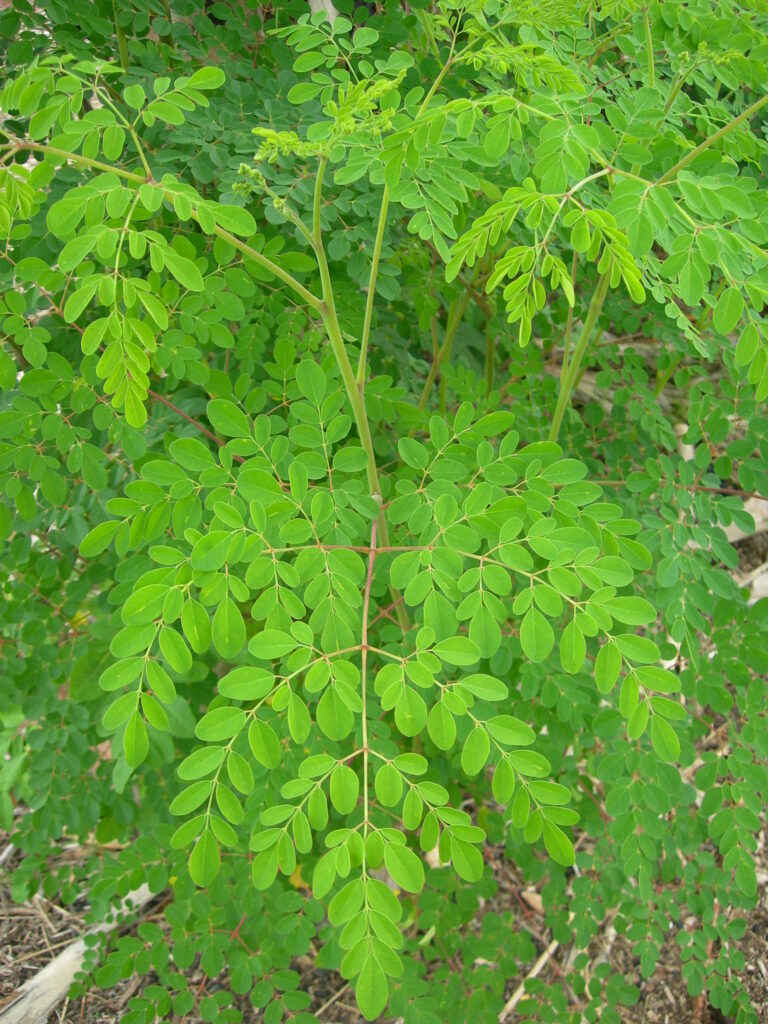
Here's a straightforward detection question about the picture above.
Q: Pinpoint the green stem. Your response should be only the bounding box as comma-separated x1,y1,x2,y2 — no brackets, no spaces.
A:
6,135,322,311
4,134,146,182
657,91,768,185
159,0,175,49
653,355,679,397
549,269,610,443
663,70,687,116
418,286,473,411
113,2,130,71
418,40,456,113
643,6,655,89
560,252,578,387
354,47,456,387
203,224,323,310
361,518,376,841
357,186,389,385
314,213,409,631
312,158,326,247
419,9,441,60
484,332,495,396
128,129,152,178
438,339,451,414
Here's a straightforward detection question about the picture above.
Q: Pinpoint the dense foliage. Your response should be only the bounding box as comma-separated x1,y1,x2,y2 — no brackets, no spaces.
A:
2,0,768,1020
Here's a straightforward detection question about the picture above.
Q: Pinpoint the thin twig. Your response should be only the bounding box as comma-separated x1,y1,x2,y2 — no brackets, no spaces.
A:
498,936,561,1020
315,982,350,1018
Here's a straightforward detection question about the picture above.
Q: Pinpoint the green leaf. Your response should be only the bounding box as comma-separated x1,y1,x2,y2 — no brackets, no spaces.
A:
218,667,274,701
295,360,326,404
213,204,257,236
178,747,225,781
212,597,245,659
398,437,429,469
187,66,227,90
427,702,456,750
163,248,204,291
603,597,656,626
735,323,759,367
99,658,143,692
170,779,213,813
123,84,145,109
460,673,508,701
249,719,281,768
47,195,86,238
80,520,119,557
542,820,575,866
195,706,246,741
384,842,425,893
627,700,649,739
250,629,298,660
559,620,585,674
330,764,359,814
182,600,211,654
191,531,233,572
207,399,251,438
713,287,744,335
374,763,403,807
159,627,192,674
123,712,149,767
355,955,388,1022
650,716,680,761
102,693,138,732
461,726,490,776
616,634,659,664
520,608,554,663
595,643,622,693
394,688,427,736
487,715,535,746
636,666,681,693
189,828,221,886
433,636,480,666
451,837,484,881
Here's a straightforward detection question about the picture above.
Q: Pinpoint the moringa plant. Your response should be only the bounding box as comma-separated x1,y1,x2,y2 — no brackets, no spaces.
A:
1,1,768,1021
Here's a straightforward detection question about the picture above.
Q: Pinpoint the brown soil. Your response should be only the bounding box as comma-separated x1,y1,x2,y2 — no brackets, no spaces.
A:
736,530,768,574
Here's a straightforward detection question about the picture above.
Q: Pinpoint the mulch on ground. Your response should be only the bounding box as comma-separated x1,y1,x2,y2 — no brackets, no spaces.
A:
2,824,767,1024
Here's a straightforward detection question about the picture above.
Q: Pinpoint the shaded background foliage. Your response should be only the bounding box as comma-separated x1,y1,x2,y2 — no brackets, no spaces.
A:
1,0,768,1021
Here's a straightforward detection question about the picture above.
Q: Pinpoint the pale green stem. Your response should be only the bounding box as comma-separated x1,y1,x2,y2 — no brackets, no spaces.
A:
159,0,175,49
438,335,451,415
314,212,409,630
419,9,441,60
417,286,473,411
128,128,152,179
206,225,322,310
657,92,768,185
361,518,377,843
643,6,655,89
485,332,495,396
355,50,456,387
312,158,326,246
560,251,578,387
549,269,610,443
357,186,389,384
113,2,130,71
262,182,315,248
3,134,146,181
5,135,323,311
653,356,679,397
113,192,141,301
663,70,687,115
